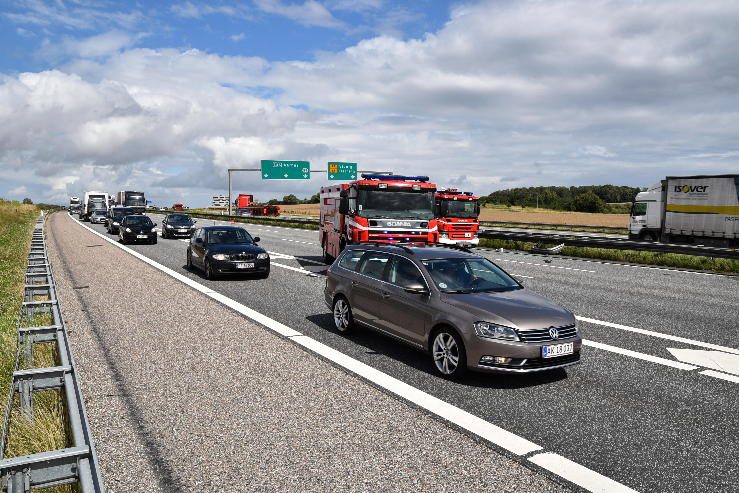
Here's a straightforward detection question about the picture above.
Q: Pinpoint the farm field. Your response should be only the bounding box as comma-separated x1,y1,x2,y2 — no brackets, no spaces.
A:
278,203,629,228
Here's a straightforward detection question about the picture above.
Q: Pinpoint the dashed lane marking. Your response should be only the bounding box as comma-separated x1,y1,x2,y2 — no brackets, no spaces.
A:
69,214,636,493
494,258,596,273
582,340,698,371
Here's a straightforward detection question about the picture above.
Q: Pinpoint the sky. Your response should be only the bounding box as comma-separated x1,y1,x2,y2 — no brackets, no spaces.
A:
1,0,738,207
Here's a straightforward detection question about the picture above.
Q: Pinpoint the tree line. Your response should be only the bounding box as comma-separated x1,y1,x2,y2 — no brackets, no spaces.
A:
481,185,643,213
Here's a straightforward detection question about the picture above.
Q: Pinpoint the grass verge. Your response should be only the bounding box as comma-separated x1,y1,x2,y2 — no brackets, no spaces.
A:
479,238,739,274
0,204,75,491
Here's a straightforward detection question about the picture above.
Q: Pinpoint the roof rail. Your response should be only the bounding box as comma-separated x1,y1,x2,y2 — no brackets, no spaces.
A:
368,242,415,254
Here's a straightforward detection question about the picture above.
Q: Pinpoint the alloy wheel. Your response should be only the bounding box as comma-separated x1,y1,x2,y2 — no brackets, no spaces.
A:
333,298,352,333
432,332,461,376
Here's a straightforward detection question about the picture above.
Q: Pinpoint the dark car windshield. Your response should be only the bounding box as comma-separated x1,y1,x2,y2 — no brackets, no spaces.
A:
112,209,132,219
440,199,479,218
125,216,153,226
206,228,253,244
168,214,193,225
357,189,434,220
421,258,521,293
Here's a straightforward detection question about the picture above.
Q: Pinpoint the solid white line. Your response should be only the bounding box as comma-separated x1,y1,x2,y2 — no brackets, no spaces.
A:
267,251,325,266
582,340,698,371
290,335,541,456
528,453,638,493
700,369,739,384
68,214,638,491
576,316,739,355
271,261,319,276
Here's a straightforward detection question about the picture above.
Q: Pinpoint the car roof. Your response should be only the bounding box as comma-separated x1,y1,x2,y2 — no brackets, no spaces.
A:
344,244,479,260
200,225,244,230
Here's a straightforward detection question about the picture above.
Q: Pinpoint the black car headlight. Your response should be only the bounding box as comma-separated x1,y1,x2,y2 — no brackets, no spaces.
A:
211,254,228,260
473,322,519,341
257,253,269,260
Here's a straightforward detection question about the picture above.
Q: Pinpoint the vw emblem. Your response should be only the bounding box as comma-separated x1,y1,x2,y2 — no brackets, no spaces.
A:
549,327,559,340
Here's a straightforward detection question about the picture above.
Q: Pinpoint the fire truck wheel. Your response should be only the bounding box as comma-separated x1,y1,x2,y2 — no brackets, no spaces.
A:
333,296,355,334
323,242,334,264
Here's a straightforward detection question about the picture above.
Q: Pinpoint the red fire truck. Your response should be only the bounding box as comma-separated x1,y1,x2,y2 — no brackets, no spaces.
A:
235,194,254,210
435,189,480,246
320,174,438,262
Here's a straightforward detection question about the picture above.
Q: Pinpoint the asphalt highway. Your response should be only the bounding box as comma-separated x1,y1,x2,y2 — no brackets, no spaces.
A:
77,212,738,492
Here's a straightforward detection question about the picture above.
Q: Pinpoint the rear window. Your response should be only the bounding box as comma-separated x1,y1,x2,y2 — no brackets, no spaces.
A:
358,252,391,280
339,249,365,271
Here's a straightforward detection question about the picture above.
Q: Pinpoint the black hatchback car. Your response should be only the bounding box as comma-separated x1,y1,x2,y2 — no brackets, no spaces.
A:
187,226,269,280
119,215,158,244
106,207,133,234
162,213,197,239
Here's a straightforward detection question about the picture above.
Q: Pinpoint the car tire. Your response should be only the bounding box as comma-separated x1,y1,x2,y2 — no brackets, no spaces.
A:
152,237,157,244
323,241,334,264
186,249,193,269
332,296,355,334
430,328,467,379
204,259,216,280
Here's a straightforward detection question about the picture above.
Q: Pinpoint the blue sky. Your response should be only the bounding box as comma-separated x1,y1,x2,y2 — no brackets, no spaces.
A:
1,1,738,207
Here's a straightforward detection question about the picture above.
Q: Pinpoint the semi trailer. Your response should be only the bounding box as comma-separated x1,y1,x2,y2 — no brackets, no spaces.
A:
629,174,739,246
115,191,146,214
81,191,109,221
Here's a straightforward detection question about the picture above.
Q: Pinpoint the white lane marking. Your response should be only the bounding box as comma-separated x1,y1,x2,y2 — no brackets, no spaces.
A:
280,238,317,246
577,316,739,355
290,335,541,456
267,251,325,266
511,273,534,279
700,370,739,384
271,261,319,277
583,340,698,371
667,348,739,376
494,258,595,273
70,216,301,338
528,453,638,493
69,214,636,492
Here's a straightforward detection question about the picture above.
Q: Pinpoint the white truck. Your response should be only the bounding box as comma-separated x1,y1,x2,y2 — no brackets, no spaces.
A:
629,175,739,246
69,196,81,214
81,191,109,222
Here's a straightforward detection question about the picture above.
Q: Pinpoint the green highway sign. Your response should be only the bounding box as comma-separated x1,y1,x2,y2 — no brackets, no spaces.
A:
328,162,357,181
261,160,310,180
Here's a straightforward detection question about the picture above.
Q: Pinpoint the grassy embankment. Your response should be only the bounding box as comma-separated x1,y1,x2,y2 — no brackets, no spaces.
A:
0,203,70,490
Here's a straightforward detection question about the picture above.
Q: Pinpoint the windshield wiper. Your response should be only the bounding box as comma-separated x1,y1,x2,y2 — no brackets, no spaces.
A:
443,289,472,294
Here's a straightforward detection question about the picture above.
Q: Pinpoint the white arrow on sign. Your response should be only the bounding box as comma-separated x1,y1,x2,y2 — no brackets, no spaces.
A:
284,173,288,178
329,175,334,179
263,174,268,178
667,348,739,375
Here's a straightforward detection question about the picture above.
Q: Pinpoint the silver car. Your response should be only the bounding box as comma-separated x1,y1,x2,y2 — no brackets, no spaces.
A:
324,244,582,378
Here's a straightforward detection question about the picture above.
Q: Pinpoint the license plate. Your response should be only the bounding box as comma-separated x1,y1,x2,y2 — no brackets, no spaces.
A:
178,229,188,233
542,342,574,358
136,234,148,239
235,262,255,269
464,232,471,238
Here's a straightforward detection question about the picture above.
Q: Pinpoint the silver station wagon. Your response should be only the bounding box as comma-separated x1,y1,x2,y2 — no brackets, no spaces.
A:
324,244,582,378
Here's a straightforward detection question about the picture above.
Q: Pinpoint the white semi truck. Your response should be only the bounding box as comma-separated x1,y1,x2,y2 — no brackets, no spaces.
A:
81,191,109,222
69,196,81,214
629,174,739,246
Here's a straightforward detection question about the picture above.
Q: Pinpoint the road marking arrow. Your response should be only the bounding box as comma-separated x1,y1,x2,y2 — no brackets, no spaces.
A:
667,348,739,376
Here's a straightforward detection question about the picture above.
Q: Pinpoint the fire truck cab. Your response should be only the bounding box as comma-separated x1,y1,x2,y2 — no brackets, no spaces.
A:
320,174,438,262
435,189,480,246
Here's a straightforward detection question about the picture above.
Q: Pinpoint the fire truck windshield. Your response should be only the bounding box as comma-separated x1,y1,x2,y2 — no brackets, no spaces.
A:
441,199,479,218
357,189,434,220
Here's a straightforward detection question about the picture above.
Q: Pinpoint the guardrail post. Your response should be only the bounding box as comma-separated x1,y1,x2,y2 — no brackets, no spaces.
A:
9,470,28,492
19,381,32,419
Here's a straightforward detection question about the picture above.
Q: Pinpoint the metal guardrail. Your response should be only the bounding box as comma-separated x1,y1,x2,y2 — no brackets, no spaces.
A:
479,220,627,233
150,210,737,259
0,214,104,492
478,230,739,260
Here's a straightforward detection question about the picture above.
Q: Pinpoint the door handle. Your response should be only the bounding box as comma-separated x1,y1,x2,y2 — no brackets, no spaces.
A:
382,292,391,299
351,281,358,286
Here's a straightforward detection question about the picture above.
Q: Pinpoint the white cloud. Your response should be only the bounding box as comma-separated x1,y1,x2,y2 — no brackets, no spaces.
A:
40,31,140,60
254,0,342,28
230,32,246,42
3,0,739,206
170,2,243,19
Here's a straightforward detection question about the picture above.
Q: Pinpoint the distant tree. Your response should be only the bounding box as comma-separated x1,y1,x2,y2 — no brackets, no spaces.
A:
268,199,279,205
282,194,299,205
572,191,606,213
22,198,33,205
308,193,320,204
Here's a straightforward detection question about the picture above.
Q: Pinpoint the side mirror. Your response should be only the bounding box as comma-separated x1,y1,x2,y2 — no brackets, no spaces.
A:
194,238,203,244
253,236,260,243
193,220,197,223
403,282,429,294
153,223,157,226
339,197,349,215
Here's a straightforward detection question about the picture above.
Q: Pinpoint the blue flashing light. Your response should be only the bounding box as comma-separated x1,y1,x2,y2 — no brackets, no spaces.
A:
361,174,429,182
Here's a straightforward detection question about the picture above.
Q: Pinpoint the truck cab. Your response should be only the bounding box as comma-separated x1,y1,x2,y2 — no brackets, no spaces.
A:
629,182,663,241
435,189,480,245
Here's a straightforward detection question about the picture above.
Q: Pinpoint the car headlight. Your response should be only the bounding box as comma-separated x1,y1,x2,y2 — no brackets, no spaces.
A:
166,224,173,228
212,254,228,260
473,322,519,341
113,222,119,226
257,253,269,259
125,227,132,232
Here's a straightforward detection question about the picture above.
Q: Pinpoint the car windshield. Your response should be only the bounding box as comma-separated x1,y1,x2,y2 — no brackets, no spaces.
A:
421,257,521,293
125,216,153,226
113,209,132,219
357,189,434,220
440,199,479,218
206,228,253,244
168,215,192,225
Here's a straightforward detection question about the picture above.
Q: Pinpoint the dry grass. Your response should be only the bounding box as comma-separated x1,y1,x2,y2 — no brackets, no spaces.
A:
278,203,630,228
